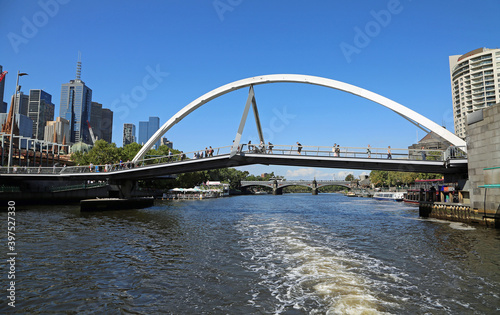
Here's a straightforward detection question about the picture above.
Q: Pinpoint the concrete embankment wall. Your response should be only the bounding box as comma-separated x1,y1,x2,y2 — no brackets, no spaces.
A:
419,202,499,228
420,104,500,228
465,103,500,226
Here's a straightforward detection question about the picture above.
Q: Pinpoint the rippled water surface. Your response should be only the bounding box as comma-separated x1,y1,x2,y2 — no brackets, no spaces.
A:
2,194,500,314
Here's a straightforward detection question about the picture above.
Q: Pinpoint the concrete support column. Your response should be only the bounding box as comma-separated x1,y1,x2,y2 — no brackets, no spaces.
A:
312,179,318,195
109,179,136,199
273,187,282,195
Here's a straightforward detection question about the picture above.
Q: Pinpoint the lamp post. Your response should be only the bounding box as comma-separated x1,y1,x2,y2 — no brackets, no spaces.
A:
7,71,28,172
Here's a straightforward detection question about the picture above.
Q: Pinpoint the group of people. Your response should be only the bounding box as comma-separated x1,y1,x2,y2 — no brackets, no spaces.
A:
88,160,136,173
246,141,274,154
193,146,214,159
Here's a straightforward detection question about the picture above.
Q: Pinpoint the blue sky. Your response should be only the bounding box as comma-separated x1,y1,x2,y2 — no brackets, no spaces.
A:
1,0,499,179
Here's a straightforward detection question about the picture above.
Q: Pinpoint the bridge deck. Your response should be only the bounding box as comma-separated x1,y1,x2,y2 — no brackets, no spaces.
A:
0,148,467,181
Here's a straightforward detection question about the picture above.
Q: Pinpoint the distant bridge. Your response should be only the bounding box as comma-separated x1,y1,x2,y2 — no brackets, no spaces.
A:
241,179,352,195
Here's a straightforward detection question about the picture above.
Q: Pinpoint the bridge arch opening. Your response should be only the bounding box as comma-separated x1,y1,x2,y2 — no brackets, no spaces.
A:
133,74,466,163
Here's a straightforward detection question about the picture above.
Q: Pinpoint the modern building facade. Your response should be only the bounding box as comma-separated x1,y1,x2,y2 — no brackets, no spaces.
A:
0,65,6,113
60,79,92,144
90,101,102,141
138,116,160,149
123,123,136,146
161,137,173,149
28,89,55,140
0,113,33,138
11,93,29,116
449,47,500,138
101,108,113,143
44,117,70,144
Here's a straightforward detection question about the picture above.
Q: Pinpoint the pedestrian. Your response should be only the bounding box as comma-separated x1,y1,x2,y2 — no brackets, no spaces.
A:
421,146,426,160
333,143,337,157
387,146,392,159
335,145,340,157
259,140,265,153
209,146,214,157
248,140,253,152
297,142,302,155
449,144,456,159
268,142,274,154
367,144,371,158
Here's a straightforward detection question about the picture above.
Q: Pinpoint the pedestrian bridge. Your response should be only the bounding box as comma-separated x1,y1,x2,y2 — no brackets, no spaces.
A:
0,144,468,181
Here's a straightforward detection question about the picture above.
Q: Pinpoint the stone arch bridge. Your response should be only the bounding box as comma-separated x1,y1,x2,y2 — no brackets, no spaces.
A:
240,179,352,195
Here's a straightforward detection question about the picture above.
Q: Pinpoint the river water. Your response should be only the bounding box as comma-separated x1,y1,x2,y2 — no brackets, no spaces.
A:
2,193,500,314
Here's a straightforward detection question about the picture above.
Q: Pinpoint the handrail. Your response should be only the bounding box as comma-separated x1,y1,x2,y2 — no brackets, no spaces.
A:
0,143,466,175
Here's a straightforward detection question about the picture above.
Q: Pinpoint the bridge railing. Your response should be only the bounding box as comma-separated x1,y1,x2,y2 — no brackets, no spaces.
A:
0,143,466,175
240,144,466,161
0,145,234,175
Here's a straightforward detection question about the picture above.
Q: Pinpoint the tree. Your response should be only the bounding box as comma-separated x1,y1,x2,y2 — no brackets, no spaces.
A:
345,174,355,181
71,139,120,165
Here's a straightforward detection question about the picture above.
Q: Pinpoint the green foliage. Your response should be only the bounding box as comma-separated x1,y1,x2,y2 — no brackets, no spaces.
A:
345,174,355,181
369,170,442,187
71,139,120,165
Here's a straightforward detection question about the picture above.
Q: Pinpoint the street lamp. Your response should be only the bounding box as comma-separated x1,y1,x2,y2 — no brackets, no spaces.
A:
7,71,28,172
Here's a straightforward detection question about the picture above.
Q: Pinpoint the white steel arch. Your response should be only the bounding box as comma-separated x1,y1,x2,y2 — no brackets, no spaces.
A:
132,74,466,163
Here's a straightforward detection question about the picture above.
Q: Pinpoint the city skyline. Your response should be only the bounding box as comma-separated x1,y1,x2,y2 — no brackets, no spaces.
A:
2,1,499,179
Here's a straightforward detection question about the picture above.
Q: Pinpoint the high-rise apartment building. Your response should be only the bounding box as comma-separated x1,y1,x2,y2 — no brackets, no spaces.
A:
101,108,113,143
28,89,55,140
60,56,93,144
138,116,161,149
123,123,136,146
449,47,500,138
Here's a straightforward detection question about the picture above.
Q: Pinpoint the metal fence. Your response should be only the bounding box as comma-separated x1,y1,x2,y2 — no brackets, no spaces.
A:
0,143,466,175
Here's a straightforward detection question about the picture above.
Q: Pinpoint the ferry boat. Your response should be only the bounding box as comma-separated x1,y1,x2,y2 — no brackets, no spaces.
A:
373,191,405,201
403,179,443,205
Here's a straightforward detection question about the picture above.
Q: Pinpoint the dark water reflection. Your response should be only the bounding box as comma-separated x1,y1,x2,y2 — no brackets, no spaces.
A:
2,194,500,314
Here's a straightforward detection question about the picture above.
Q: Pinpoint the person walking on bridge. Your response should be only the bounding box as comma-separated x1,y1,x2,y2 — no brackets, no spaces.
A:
387,146,392,159
297,142,302,155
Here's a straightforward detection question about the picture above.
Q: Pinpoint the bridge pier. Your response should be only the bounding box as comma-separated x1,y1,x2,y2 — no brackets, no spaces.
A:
272,187,283,195
109,179,136,199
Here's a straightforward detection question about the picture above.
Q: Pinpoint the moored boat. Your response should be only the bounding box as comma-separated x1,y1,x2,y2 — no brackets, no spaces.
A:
373,192,405,201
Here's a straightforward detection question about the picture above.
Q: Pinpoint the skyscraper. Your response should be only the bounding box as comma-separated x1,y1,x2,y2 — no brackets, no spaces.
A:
123,123,136,146
90,101,102,140
11,93,29,116
449,47,500,138
28,89,55,140
59,56,93,144
101,108,113,143
138,116,161,149
0,65,6,113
